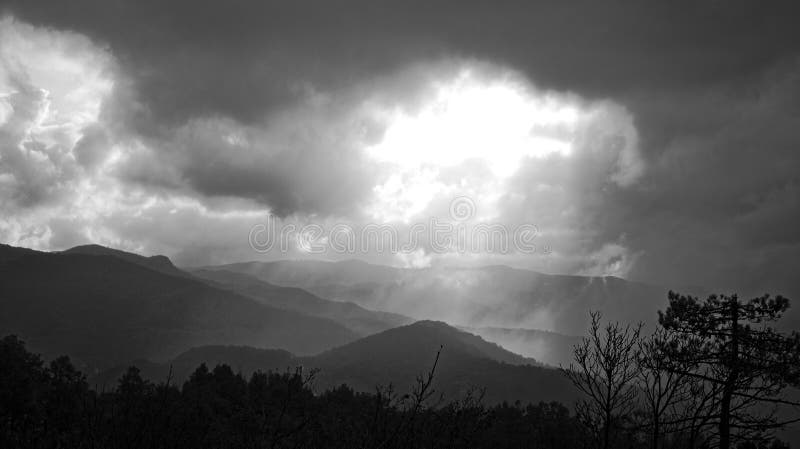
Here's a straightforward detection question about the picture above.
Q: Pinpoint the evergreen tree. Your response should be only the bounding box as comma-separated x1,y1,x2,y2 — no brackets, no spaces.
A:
659,292,800,449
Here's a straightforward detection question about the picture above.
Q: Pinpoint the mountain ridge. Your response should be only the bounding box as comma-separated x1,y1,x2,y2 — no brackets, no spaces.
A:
0,244,359,371
189,268,413,336
62,244,189,278
204,259,675,335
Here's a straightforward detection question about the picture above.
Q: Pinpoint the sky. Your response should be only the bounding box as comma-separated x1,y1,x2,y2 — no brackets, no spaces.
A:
1,0,799,299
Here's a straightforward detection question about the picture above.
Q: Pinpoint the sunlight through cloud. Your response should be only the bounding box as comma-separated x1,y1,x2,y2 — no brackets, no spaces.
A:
363,65,640,226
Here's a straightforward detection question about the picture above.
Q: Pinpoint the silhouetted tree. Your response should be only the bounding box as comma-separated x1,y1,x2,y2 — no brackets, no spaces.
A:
562,312,643,449
659,292,800,449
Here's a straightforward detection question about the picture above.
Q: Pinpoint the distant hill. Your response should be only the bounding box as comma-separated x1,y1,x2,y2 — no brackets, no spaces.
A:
94,321,575,406
207,260,674,336
309,320,538,368
0,245,358,371
190,268,412,336
303,321,569,405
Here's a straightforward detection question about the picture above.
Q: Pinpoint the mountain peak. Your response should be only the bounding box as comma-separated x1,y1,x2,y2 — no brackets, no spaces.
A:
63,244,185,277
315,320,537,367
65,243,111,252
407,319,451,329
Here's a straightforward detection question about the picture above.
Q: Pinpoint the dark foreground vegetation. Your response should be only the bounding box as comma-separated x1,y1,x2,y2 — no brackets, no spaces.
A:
1,335,585,449
1,292,799,449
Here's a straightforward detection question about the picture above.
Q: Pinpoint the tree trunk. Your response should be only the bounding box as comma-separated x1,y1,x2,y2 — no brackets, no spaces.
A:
719,384,732,449
719,298,740,449
652,417,659,449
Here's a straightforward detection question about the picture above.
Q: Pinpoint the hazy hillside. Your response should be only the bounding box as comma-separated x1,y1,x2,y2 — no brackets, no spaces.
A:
212,259,401,286
0,245,358,371
209,260,672,336
462,326,583,367
190,268,412,336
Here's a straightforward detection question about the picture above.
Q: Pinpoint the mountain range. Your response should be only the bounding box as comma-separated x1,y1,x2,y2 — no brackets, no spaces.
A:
202,259,675,336
0,242,690,375
0,244,358,371
189,268,412,336
0,242,697,405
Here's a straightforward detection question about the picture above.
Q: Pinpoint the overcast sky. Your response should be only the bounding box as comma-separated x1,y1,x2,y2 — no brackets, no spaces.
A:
1,0,799,299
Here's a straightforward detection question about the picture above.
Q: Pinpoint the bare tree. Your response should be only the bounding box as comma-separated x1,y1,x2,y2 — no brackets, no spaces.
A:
637,328,691,449
561,311,642,449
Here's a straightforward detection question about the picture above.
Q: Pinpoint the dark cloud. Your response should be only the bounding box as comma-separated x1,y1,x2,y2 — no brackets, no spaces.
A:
155,115,378,217
583,61,800,301
5,0,798,125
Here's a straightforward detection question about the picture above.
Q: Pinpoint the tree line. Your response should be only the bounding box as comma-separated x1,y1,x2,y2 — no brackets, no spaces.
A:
1,291,798,448
1,337,586,449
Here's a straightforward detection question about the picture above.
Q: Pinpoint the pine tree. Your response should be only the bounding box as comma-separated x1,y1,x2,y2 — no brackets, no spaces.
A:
658,292,800,449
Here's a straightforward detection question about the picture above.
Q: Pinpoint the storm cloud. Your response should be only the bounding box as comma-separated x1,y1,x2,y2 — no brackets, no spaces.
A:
1,0,799,302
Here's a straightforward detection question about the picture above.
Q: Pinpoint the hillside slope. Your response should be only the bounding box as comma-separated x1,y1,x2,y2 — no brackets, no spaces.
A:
303,321,565,404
